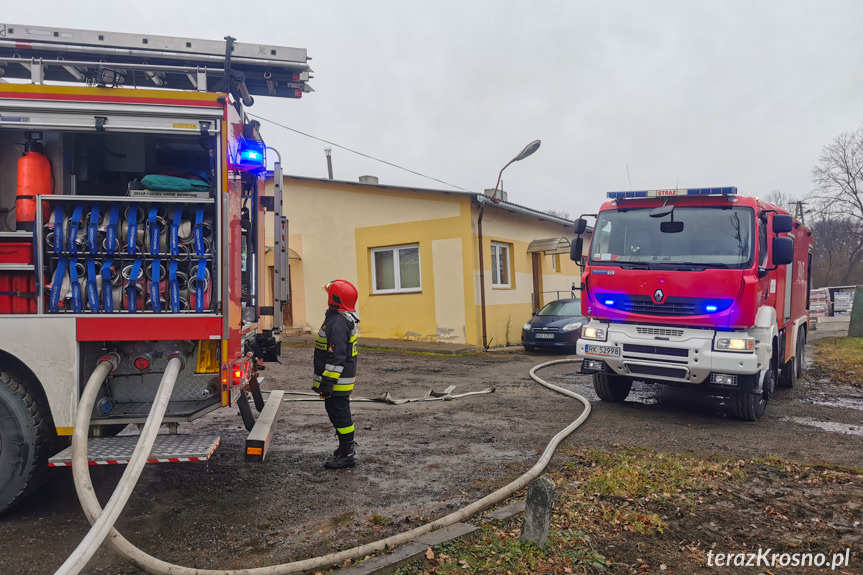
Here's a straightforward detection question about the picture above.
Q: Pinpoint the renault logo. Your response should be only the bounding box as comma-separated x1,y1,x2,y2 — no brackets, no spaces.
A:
653,289,665,303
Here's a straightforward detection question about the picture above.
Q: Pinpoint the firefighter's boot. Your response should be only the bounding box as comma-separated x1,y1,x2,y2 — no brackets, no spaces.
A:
325,441,356,469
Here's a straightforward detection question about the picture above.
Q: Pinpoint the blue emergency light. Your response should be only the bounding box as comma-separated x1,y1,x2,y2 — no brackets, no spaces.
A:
606,187,737,199
236,138,266,173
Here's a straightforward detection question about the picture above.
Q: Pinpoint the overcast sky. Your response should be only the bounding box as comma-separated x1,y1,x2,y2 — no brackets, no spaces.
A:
6,1,863,216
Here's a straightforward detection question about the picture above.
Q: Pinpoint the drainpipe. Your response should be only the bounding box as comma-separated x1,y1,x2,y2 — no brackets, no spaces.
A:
477,202,488,349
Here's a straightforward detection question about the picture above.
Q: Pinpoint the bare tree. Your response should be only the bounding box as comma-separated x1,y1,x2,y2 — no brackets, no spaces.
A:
765,190,798,215
810,217,863,287
544,209,571,220
812,130,863,222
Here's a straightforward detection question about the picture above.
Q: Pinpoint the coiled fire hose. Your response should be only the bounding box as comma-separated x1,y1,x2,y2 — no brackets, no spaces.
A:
64,358,587,575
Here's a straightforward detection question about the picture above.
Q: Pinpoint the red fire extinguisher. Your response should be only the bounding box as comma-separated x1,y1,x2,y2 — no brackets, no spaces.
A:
16,139,52,232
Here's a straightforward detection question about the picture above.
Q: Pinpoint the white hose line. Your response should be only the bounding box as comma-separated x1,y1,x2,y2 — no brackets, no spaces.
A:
59,356,183,575
69,358,587,575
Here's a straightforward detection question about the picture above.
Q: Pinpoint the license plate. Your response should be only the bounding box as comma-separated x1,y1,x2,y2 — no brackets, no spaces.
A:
534,332,555,339
584,344,620,357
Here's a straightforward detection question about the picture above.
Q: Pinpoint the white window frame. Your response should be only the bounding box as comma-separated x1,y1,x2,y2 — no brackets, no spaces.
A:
371,243,422,294
490,242,512,288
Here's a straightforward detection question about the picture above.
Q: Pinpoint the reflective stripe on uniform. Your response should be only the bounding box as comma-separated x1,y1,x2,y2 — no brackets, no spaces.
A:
333,382,354,392
315,334,328,351
324,363,344,374
322,370,341,380
336,424,355,435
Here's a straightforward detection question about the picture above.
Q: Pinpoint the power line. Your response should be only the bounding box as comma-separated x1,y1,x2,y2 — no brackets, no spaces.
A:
246,112,475,193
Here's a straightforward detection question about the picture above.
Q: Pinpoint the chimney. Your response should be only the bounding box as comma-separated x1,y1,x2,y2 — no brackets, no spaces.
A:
484,188,508,202
359,175,379,185
324,148,333,179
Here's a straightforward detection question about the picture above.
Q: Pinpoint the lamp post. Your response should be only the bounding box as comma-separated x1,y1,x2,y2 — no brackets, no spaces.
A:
490,139,541,202
479,139,541,348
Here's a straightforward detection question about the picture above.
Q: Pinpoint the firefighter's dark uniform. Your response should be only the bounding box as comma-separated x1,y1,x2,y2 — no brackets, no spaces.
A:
312,309,359,454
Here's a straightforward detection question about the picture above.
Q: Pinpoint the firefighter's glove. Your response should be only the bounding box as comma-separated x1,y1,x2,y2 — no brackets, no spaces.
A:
318,380,334,399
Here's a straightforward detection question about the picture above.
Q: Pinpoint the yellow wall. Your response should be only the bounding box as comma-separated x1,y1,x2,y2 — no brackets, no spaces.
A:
265,177,584,348
470,202,582,347
274,178,475,341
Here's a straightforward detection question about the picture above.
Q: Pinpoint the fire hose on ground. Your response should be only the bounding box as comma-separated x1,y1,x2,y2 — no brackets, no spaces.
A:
62,357,587,575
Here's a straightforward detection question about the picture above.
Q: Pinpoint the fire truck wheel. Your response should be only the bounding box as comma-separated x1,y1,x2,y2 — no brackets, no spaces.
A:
778,329,806,389
734,370,772,421
0,369,51,515
593,372,632,402
796,328,806,376
778,357,797,389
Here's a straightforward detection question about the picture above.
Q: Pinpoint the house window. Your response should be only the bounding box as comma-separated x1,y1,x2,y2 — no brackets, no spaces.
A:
490,242,511,288
551,253,561,272
371,244,421,293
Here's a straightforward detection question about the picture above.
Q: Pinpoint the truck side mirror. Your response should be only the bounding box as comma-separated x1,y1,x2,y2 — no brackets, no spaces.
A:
772,237,793,266
574,218,587,235
772,214,792,234
570,237,583,262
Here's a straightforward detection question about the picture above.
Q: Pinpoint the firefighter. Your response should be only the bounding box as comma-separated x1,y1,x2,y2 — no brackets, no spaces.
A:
313,279,360,469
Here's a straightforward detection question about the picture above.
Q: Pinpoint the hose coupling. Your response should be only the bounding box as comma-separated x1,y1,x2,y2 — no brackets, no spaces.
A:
97,352,121,373
167,351,187,371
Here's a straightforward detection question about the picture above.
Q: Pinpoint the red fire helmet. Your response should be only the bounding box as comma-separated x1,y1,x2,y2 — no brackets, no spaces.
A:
325,279,358,312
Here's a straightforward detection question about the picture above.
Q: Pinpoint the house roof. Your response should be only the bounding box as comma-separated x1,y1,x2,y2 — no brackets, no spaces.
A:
272,173,576,228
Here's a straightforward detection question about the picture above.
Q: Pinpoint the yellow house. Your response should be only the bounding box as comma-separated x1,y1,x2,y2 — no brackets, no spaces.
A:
265,175,589,348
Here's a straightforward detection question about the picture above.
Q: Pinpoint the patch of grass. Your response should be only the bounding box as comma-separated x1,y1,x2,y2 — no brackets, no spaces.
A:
393,526,607,574
330,512,355,527
368,512,393,527
387,447,863,575
811,337,863,386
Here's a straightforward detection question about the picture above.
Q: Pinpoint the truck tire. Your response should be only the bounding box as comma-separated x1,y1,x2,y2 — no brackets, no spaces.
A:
796,328,806,376
593,372,632,402
778,330,805,389
734,369,772,421
0,369,51,514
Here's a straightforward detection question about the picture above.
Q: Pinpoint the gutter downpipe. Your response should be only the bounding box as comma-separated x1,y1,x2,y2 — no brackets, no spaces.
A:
477,200,488,349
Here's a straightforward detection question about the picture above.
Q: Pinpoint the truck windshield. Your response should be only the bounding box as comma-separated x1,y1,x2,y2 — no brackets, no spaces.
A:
589,206,754,269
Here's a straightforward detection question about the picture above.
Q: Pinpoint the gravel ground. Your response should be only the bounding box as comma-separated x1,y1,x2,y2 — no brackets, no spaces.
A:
1,320,861,574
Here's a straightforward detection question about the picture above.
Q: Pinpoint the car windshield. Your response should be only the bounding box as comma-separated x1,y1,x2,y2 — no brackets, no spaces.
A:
589,206,754,269
537,300,581,316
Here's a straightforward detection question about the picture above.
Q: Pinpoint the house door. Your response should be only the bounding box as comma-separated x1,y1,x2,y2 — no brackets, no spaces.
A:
531,253,542,312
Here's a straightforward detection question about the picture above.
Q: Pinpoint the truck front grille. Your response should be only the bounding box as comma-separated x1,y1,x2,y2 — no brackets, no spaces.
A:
597,293,733,317
623,344,688,357
626,364,688,379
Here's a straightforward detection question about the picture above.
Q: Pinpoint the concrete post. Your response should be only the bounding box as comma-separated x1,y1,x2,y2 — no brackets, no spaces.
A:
848,287,863,337
520,475,555,548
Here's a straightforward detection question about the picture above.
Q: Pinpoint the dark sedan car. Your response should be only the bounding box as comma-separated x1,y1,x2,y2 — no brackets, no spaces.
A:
521,298,586,351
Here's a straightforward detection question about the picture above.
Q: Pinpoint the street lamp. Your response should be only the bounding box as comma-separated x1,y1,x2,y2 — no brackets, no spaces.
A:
479,139,541,349
490,139,541,202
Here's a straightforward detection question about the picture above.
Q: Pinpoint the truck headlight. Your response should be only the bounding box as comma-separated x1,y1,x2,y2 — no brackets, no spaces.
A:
581,326,606,341
523,322,532,331
714,337,756,352
561,322,583,332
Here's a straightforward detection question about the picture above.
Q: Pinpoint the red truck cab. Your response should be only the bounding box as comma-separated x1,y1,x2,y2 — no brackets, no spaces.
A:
571,187,813,420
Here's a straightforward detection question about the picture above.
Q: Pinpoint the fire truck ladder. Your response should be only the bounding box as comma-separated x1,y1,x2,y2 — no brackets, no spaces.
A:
0,22,313,102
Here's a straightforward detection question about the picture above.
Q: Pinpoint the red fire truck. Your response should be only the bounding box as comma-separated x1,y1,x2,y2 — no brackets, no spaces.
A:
0,23,305,513
570,187,813,421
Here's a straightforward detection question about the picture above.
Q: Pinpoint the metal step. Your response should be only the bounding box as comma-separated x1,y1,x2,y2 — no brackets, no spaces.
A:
49,434,220,466
245,389,284,462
